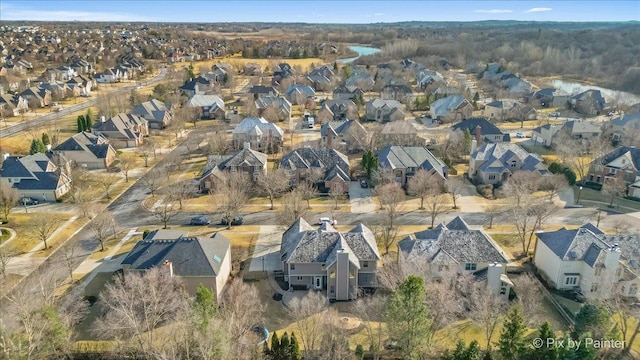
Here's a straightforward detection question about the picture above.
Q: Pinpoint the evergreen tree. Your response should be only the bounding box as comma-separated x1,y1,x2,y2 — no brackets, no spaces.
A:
302,48,309,58
77,115,84,132
85,113,92,130
497,305,528,360
29,139,46,155
362,150,379,178
556,333,596,360
253,47,261,58
463,129,472,153
384,275,431,359
333,61,338,71
242,47,250,58
280,332,290,355
313,46,320,57
193,284,217,330
528,322,558,360
443,339,482,360
41,133,50,146
573,304,609,340
289,332,301,360
290,48,300,59
270,332,280,358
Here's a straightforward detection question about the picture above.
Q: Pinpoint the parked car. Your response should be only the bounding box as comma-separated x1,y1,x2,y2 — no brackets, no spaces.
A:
190,216,210,226
550,112,561,118
360,180,368,188
20,197,39,206
318,217,337,225
515,132,526,138
221,216,244,226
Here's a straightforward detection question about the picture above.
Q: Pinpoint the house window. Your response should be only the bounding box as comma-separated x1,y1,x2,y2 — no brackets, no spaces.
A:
330,286,335,294
565,276,578,286
363,261,368,268
595,266,603,276
297,276,303,281
510,160,517,168
591,284,599,293
596,176,601,183
330,270,336,278
465,263,477,271
488,175,496,180
290,264,295,271
589,175,594,182
500,283,508,295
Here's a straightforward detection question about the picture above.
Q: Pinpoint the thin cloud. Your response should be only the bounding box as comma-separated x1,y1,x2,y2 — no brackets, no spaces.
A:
2,9,156,22
373,13,384,16
474,9,513,14
525,7,553,13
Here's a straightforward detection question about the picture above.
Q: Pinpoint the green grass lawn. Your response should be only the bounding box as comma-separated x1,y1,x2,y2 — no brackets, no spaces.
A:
574,186,640,212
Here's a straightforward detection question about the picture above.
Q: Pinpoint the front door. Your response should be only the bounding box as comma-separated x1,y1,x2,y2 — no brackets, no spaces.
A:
314,276,322,289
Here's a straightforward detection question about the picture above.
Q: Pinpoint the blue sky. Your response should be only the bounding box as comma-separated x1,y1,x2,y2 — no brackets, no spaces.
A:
0,1,638,23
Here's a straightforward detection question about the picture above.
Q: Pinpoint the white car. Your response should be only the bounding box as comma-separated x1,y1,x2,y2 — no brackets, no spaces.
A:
318,217,337,225
515,132,526,138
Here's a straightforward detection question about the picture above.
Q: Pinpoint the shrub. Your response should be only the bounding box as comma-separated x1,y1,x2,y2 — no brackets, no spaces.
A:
142,229,150,239
548,162,577,185
476,184,494,199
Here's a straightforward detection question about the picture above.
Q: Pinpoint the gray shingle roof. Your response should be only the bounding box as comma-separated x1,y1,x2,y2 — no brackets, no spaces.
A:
452,117,509,141
280,218,380,263
595,146,640,170
431,95,468,117
376,146,448,180
93,113,147,140
218,148,267,169
130,99,170,123
0,153,68,191
280,147,350,181
398,217,508,265
536,224,614,267
54,132,113,159
611,113,640,129
187,94,224,109
122,233,230,277
472,143,546,175
232,117,284,137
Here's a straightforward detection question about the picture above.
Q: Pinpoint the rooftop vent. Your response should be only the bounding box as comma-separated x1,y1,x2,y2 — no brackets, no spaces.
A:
569,251,578,260
213,255,221,263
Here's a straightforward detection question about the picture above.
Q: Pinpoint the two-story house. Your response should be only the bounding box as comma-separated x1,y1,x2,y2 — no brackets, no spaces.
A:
380,84,414,103
376,145,448,187
379,120,428,148
586,146,640,197
187,94,225,120
232,117,283,152
451,117,511,144
92,114,149,149
365,99,405,123
280,147,350,193
469,142,549,185
280,219,380,301
0,153,72,202
570,89,606,116
255,96,292,122
320,119,368,153
317,100,358,122
0,93,28,116
430,95,473,123
398,216,512,296
198,144,268,192
534,223,640,300
284,85,315,105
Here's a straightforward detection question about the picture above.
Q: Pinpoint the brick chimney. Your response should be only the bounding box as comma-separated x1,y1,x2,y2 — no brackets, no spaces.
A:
475,125,483,146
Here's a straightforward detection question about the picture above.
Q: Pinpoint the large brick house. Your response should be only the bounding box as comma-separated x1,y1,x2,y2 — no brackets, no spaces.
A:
586,146,640,197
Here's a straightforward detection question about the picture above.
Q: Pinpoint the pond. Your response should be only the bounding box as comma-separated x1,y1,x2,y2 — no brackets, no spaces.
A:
337,45,381,64
551,79,640,106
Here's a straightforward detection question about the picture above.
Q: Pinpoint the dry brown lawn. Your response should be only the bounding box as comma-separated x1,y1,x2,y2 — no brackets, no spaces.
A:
3,212,74,254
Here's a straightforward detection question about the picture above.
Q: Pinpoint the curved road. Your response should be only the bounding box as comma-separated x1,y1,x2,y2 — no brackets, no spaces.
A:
0,68,167,138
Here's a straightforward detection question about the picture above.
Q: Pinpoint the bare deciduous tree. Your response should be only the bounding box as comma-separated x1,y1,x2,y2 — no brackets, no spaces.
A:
513,272,546,327
602,173,628,208
136,142,154,167
141,167,167,197
407,169,440,210
328,182,344,210
95,173,120,200
207,126,230,155
162,180,196,210
214,172,249,229
31,216,60,250
446,178,464,210
537,173,569,201
425,192,448,229
351,296,386,360
256,169,290,210
289,291,328,357
151,195,179,229
219,279,265,359
484,204,506,229
279,188,309,226
374,182,405,254
117,153,137,182
87,211,116,252
93,268,188,357
470,286,507,350
0,182,20,222
183,132,204,160
555,132,610,183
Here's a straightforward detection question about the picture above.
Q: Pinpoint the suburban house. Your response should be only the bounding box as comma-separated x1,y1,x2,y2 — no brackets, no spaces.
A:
255,95,292,122
52,132,117,169
130,99,173,129
0,153,72,202
586,146,640,197
333,86,364,101
20,86,51,107
417,69,445,90
95,68,127,83
121,230,231,300
469,142,549,185
320,119,368,153
570,89,606,116
379,120,429,147
534,224,640,300
532,120,602,147
398,216,512,296
280,147,350,193
180,76,212,97
307,65,335,89
243,62,262,76
451,117,510,144
317,100,358,122
376,145,449,187
198,144,268,191
482,100,537,121
345,71,374,91
380,84,414,103
272,63,294,85
365,99,405,123
280,219,380,301
92,114,149,149
248,85,279,98
231,117,284,152
284,84,315,105
0,93,28,116
187,94,225,120
39,81,71,99
52,65,77,81
65,75,93,97
527,88,571,108
607,113,640,143
430,95,473,123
